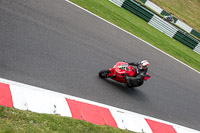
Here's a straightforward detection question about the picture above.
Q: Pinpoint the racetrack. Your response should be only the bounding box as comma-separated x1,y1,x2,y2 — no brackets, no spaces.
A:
0,0,200,130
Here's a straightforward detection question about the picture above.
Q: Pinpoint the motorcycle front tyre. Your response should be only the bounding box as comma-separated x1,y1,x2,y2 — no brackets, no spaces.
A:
99,70,110,79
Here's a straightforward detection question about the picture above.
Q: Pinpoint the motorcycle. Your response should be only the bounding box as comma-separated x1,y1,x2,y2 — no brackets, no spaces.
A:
99,61,151,88
164,15,174,23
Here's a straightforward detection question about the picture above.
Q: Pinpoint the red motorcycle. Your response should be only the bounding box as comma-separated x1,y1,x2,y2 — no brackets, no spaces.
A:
99,61,151,88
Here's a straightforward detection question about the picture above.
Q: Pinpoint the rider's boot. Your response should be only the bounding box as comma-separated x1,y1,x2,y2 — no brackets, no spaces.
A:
124,74,131,84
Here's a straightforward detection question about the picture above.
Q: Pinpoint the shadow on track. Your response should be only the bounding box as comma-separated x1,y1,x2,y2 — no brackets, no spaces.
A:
101,78,149,102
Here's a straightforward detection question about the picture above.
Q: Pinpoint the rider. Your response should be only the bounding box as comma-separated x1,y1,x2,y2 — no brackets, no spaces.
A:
125,60,149,87
167,15,172,20
165,14,173,22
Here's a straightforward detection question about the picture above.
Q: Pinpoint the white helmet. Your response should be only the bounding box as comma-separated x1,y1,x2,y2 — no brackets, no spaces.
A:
139,60,149,70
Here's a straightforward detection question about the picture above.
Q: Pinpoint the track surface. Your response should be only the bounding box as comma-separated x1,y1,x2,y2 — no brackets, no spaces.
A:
1,0,200,130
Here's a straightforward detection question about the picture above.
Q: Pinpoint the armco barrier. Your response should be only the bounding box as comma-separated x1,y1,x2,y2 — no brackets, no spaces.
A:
173,31,199,49
121,0,154,22
140,0,147,3
110,0,200,54
139,0,199,40
191,29,200,39
160,10,170,17
109,0,125,7
145,0,163,14
194,43,200,54
148,15,178,38
175,20,193,33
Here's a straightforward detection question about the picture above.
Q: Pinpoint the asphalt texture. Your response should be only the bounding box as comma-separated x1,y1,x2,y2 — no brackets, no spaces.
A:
0,0,200,130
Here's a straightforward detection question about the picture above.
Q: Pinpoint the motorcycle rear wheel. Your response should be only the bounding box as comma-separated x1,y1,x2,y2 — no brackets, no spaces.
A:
126,83,133,88
99,70,110,78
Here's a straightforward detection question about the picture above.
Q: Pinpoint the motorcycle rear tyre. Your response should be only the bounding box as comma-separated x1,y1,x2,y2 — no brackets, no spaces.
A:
126,83,133,88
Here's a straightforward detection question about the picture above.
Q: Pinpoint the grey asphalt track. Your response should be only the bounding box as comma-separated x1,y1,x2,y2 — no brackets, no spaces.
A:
1,0,200,130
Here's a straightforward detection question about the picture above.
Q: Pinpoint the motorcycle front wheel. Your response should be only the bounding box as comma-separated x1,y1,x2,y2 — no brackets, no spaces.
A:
99,70,110,79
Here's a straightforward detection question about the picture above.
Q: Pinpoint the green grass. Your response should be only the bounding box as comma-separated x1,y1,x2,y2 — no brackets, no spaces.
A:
1,1,200,132
0,106,134,133
151,0,200,32
69,0,200,72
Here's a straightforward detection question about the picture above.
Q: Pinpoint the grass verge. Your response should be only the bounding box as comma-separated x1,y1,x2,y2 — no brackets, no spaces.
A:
151,0,200,32
1,1,199,132
69,0,200,72
0,106,134,133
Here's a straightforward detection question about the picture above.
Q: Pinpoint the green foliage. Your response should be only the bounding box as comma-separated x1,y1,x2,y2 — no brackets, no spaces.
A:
151,0,200,32
70,0,200,72
0,106,133,133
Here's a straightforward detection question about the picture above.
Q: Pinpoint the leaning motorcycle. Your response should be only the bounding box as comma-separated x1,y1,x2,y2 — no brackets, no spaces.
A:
99,61,151,88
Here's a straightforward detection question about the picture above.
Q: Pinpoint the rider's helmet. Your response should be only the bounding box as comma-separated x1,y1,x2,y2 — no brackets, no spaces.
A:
138,60,149,70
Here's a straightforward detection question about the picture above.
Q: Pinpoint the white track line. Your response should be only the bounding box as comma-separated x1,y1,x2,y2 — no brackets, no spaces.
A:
65,0,200,75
